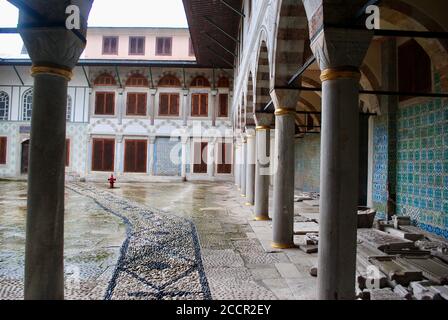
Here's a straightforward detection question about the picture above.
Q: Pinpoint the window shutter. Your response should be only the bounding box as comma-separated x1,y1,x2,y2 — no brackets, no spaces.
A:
103,139,115,171
219,94,228,117
137,93,147,115
166,38,172,55
105,93,115,115
191,94,199,116
136,140,147,173
160,94,169,115
0,137,6,164
95,92,105,114
170,94,179,115
92,140,103,171
200,94,208,116
127,93,136,115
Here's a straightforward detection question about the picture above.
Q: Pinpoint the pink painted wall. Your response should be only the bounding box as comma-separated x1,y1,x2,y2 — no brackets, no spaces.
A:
84,27,196,61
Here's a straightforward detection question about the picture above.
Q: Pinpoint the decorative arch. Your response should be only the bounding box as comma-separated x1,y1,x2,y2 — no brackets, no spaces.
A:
255,40,271,112
125,73,149,87
158,74,181,87
94,73,117,86
273,0,309,87
22,88,33,121
190,75,211,88
380,0,448,90
245,72,255,125
0,91,9,121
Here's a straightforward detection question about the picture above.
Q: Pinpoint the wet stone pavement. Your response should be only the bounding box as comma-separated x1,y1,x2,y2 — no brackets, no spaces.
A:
0,180,318,300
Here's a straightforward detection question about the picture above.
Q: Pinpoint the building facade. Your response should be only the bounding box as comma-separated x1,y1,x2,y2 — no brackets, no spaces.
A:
0,27,234,180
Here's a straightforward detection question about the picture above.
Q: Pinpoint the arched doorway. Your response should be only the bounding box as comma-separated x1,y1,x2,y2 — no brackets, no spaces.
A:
21,139,30,174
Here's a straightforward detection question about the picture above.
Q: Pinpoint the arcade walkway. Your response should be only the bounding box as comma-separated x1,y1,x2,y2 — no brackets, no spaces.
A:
0,181,317,300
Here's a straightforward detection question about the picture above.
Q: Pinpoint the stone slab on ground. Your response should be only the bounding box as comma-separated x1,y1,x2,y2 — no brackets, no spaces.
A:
358,228,415,252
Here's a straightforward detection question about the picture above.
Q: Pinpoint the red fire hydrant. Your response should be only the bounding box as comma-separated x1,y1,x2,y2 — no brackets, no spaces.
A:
108,174,116,189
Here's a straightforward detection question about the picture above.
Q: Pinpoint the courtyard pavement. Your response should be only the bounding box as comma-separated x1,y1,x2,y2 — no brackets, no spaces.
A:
0,180,318,300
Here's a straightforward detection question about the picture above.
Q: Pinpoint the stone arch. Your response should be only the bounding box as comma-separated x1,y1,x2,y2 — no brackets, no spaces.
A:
255,40,270,112
245,72,255,125
360,64,381,114
125,72,149,87
273,0,309,87
158,74,182,87
93,72,117,86
380,0,448,90
190,75,211,88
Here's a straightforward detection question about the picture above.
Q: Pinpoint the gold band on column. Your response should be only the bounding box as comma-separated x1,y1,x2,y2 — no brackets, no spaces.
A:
254,216,271,221
274,108,296,117
271,242,296,249
256,125,271,131
31,65,73,81
320,67,361,82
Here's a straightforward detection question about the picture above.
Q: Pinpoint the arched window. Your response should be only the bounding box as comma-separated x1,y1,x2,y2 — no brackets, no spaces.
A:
22,89,33,121
217,77,230,88
126,74,149,87
398,39,432,101
190,76,210,88
158,75,181,87
0,91,9,121
94,73,117,86
66,95,72,122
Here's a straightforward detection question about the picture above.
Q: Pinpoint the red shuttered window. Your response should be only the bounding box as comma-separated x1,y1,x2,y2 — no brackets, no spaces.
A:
127,93,147,116
159,93,180,116
0,137,7,165
124,140,147,173
95,92,115,115
191,93,208,117
218,94,228,117
92,139,115,172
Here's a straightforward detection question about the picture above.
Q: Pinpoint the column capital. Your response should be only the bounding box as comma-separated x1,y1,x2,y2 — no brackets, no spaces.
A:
270,88,300,111
302,1,373,71
182,88,189,96
116,135,124,143
254,113,274,128
148,136,157,144
149,88,158,95
18,1,92,74
245,127,256,139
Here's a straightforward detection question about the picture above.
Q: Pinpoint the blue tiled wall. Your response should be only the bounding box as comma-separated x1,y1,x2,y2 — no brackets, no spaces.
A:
154,137,181,176
373,72,448,238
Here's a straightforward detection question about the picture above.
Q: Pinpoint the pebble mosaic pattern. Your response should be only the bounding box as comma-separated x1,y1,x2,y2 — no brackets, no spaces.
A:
67,183,211,300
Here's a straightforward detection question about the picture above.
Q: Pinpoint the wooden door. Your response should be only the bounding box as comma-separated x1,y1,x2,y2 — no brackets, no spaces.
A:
21,140,30,174
193,142,208,173
217,143,232,174
124,140,147,173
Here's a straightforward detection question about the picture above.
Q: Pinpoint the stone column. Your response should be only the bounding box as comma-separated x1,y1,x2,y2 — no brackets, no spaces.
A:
245,128,256,205
150,88,157,126
148,136,156,176
269,130,275,187
254,113,274,220
116,135,124,174
182,89,189,126
117,88,124,125
181,135,189,181
211,89,218,127
235,139,241,187
303,0,373,300
18,1,92,300
207,138,216,178
240,136,247,197
270,90,299,249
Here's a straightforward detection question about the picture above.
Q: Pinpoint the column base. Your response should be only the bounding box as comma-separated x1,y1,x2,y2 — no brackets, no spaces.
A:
271,242,296,249
254,216,271,221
